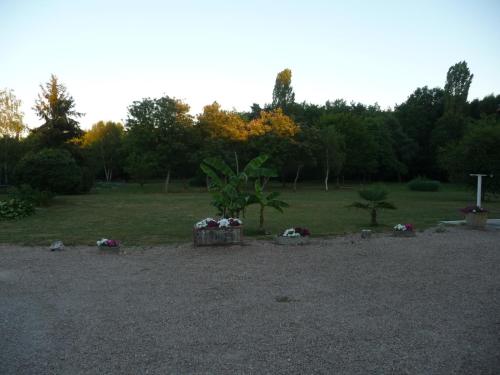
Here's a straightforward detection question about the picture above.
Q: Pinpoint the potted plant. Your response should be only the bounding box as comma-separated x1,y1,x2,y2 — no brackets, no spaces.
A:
193,217,243,246
275,227,311,245
392,223,416,237
460,206,488,228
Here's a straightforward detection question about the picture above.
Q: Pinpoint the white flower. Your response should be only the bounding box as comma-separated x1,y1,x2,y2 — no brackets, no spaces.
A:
283,228,300,237
393,224,406,231
97,238,108,246
219,218,230,227
195,218,214,228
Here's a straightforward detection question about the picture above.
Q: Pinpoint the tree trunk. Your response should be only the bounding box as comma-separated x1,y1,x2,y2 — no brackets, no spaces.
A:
259,205,265,231
206,176,210,191
371,208,377,226
336,175,340,188
293,165,302,192
3,162,8,185
234,151,239,174
324,150,329,191
164,168,171,193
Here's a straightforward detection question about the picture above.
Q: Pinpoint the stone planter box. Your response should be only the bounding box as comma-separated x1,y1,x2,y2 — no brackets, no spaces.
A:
193,226,243,246
275,235,310,245
392,230,416,237
465,212,488,228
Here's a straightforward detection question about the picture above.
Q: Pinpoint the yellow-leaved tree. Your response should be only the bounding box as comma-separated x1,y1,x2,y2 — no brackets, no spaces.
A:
197,102,248,141
247,108,299,138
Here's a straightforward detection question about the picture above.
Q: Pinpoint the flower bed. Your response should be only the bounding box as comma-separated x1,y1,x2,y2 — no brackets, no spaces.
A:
97,238,121,253
392,223,415,237
193,218,243,246
275,227,310,245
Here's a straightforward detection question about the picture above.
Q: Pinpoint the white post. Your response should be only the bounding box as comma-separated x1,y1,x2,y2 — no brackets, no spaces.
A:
477,175,482,207
470,174,488,208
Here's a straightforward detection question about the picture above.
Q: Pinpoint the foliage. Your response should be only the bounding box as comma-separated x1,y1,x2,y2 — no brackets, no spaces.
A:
247,179,289,231
439,116,500,193
394,86,444,177
8,184,53,206
318,123,346,191
82,121,124,182
407,178,441,192
0,135,25,185
272,68,295,113
197,102,248,141
247,108,299,138
124,152,157,187
0,88,25,138
444,61,473,115
349,186,396,226
0,198,35,220
200,154,276,218
16,149,82,194
32,75,83,148
126,96,194,192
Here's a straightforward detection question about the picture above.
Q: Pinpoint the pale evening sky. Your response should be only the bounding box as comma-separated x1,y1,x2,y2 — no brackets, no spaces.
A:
1,0,499,129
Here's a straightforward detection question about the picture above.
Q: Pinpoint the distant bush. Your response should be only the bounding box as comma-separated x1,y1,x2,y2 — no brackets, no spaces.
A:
8,184,53,207
0,198,35,220
16,149,82,194
407,178,440,191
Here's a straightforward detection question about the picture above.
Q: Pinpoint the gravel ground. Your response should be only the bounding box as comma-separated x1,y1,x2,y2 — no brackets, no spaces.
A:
1,227,500,375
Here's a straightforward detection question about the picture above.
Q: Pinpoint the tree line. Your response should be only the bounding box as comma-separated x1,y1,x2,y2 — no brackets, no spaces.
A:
1,61,499,195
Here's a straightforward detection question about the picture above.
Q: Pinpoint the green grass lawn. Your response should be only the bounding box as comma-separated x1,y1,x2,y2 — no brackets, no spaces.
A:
1,181,499,245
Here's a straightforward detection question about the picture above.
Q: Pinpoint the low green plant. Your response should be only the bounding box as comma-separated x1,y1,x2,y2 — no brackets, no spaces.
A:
247,180,289,232
200,154,276,217
407,177,440,191
9,184,53,206
349,186,396,226
0,198,35,220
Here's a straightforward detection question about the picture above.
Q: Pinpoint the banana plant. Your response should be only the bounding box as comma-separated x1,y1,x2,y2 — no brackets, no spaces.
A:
247,180,289,232
200,154,277,218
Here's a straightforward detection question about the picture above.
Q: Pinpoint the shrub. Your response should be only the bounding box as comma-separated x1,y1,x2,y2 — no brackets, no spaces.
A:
0,198,35,220
348,186,396,226
407,178,440,191
16,149,82,194
8,184,53,207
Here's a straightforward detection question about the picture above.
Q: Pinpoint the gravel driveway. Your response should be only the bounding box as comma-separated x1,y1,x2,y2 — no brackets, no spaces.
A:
1,227,500,374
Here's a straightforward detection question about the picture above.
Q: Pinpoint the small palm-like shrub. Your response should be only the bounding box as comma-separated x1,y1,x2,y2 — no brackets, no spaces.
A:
349,186,396,226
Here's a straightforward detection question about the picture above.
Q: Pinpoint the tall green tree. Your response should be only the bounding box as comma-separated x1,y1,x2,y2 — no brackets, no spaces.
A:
32,75,84,148
126,96,194,192
272,68,295,113
82,121,124,182
395,86,444,177
439,115,500,193
444,61,473,115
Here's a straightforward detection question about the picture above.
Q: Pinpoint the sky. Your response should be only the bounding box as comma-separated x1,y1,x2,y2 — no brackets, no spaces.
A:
1,0,499,130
